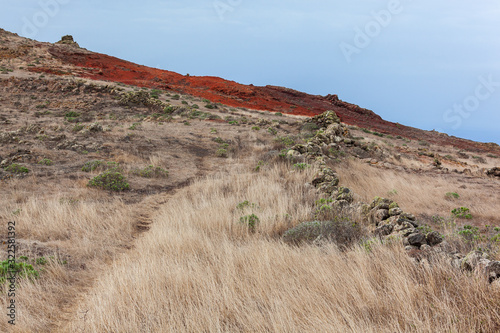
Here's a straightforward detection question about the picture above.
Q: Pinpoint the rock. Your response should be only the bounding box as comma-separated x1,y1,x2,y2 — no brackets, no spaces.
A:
56,35,80,47
287,149,300,158
405,245,419,251
375,223,394,237
426,231,443,246
389,207,403,216
400,213,416,221
486,167,500,177
486,261,500,283
374,209,390,223
335,187,353,203
461,250,489,271
370,197,393,210
407,232,426,247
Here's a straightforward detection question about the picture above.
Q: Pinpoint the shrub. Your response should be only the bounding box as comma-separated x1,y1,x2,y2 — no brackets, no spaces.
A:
275,112,283,116
236,200,258,211
452,207,472,219
5,164,29,174
205,104,217,109
82,160,104,172
38,158,53,166
172,94,180,100
283,217,364,249
457,225,480,242
267,127,278,135
239,214,260,231
274,136,295,147
293,163,310,170
88,170,130,191
131,165,169,178
0,260,39,283
251,126,260,131
216,148,228,158
129,122,141,130
445,192,460,200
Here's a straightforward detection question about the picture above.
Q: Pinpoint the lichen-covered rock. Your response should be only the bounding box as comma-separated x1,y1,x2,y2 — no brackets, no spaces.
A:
370,197,394,210
486,167,500,177
56,35,80,47
425,231,443,246
374,209,390,223
335,187,354,203
305,110,341,129
389,207,403,216
486,261,500,283
312,167,339,187
461,250,489,271
407,232,426,247
375,223,394,237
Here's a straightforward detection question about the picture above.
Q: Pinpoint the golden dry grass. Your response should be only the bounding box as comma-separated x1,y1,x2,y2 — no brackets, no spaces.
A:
335,158,500,225
63,162,500,333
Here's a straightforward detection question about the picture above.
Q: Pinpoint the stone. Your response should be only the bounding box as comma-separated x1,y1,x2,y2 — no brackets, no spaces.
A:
426,231,443,246
486,261,500,283
461,250,489,271
389,207,403,216
407,232,426,247
374,209,390,224
375,223,394,237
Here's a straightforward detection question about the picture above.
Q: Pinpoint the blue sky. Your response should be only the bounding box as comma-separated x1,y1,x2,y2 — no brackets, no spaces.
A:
1,0,499,143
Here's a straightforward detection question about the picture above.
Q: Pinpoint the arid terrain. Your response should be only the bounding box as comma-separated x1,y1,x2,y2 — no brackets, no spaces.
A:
1,29,500,332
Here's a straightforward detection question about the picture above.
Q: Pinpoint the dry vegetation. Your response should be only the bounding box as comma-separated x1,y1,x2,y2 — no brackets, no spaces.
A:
63,162,500,333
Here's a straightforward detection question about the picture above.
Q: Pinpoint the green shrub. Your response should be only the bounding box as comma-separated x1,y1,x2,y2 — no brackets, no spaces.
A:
131,165,169,178
445,192,460,200
236,200,258,211
72,123,84,132
88,170,130,191
251,126,261,131
254,160,264,172
283,218,364,249
275,112,283,116
5,164,29,174
82,160,104,172
172,94,180,100
267,127,278,135
293,163,310,170
239,214,260,231
275,136,295,147
38,158,53,166
205,104,217,109
216,148,228,158
452,207,472,219
0,260,39,283
65,111,80,121
457,225,479,242
129,122,141,130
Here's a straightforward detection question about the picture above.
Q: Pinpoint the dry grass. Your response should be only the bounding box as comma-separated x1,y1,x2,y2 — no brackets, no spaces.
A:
335,158,500,225
64,162,500,333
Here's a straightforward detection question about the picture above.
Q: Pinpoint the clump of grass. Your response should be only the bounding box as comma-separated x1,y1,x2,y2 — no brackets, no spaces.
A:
445,192,460,200
4,163,29,174
38,158,53,166
0,260,39,284
88,170,130,191
452,207,472,219
131,165,169,178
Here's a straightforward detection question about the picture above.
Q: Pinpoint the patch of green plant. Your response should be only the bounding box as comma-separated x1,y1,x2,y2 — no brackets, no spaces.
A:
239,214,260,231
82,160,120,172
228,120,239,125
301,123,319,133
128,122,140,130
4,164,29,174
457,224,480,242
372,132,384,137
445,192,460,199
183,121,191,126
293,163,310,170
452,207,472,219
210,128,218,134
172,94,180,100
362,128,372,134
254,160,264,172
205,104,217,109
418,140,430,146
487,154,498,159
181,101,189,105
72,123,84,132
216,148,228,158
236,200,258,211
213,137,225,144
65,111,80,120
275,136,295,147
131,165,169,178
0,260,39,284
192,104,199,109
88,170,130,191
38,158,53,166
267,127,278,135
275,112,283,116
283,217,364,249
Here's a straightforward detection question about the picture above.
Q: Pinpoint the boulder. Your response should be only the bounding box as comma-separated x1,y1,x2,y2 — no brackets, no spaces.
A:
389,207,403,216
407,232,426,247
486,167,500,177
375,223,394,237
461,250,489,271
425,231,443,246
486,261,500,283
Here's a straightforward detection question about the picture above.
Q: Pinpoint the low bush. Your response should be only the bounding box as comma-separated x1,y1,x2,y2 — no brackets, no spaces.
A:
88,170,130,191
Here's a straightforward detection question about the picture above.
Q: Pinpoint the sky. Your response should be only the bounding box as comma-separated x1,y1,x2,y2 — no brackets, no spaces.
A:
1,0,499,144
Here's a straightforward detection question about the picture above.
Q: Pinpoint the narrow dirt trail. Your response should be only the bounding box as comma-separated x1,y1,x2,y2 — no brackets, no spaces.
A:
51,155,213,332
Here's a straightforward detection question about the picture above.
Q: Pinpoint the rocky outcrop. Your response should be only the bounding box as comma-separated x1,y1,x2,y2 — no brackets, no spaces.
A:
486,167,500,177
55,35,80,48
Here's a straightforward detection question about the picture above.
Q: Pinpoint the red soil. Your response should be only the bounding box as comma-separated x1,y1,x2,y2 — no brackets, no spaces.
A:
32,45,500,154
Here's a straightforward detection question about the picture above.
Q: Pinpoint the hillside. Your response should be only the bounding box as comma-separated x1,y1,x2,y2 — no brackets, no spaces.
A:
0,29,500,332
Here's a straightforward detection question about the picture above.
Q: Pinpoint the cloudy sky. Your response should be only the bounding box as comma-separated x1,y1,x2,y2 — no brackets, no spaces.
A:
2,0,499,143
